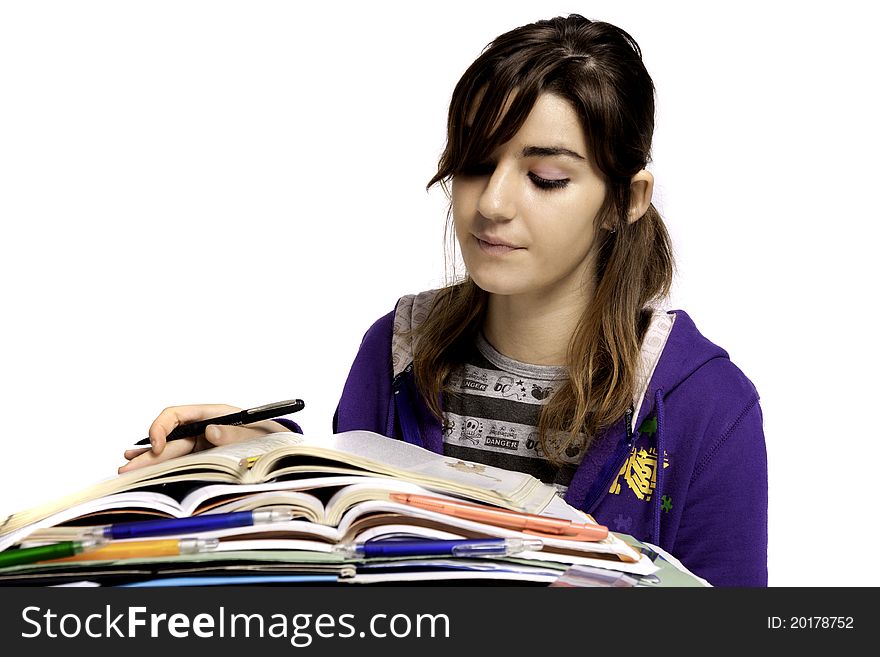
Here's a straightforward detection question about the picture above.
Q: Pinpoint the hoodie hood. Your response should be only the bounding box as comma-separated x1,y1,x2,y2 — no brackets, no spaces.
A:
635,309,731,432
561,309,733,547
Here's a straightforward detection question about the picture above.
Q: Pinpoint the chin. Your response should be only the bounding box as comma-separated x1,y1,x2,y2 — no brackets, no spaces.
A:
467,270,531,297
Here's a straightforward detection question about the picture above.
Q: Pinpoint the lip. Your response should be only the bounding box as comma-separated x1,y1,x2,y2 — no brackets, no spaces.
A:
473,234,524,249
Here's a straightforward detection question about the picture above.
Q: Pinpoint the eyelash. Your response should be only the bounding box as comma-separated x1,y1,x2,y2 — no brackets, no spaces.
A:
460,164,570,191
528,173,569,190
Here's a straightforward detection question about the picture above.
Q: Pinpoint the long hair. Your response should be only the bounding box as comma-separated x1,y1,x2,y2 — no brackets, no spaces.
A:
415,15,674,461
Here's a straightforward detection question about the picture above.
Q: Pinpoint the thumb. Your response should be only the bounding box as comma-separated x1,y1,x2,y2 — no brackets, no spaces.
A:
204,424,255,446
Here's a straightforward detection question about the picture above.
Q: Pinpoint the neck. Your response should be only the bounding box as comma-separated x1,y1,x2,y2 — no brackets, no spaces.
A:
482,285,592,366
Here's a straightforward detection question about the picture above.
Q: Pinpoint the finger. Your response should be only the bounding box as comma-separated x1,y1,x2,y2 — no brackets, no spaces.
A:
118,437,196,474
254,420,292,435
203,424,265,446
193,436,212,452
123,446,151,460
148,404,240,455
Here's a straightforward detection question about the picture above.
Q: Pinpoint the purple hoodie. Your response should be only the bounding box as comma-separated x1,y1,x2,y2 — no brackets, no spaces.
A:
332,299,768,587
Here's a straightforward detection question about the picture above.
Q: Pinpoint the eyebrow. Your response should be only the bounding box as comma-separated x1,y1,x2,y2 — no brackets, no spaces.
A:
520,145,586,162
461,126,587,163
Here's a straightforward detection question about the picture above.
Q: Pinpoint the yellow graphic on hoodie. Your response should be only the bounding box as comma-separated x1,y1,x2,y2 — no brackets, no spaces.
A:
609,447,669,502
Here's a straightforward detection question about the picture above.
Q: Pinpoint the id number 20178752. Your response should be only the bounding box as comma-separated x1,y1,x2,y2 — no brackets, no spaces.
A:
768,617,854,630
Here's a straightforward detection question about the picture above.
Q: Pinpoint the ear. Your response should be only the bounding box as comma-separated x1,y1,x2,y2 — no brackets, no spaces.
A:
627,170,654,223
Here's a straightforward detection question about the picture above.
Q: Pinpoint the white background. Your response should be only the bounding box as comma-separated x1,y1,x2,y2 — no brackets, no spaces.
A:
1,1,875,586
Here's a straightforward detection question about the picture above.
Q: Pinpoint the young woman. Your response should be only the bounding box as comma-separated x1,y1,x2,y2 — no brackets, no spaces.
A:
122,15,767,587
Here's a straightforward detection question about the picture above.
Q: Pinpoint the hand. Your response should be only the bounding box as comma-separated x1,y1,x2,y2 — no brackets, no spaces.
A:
119,404,288,474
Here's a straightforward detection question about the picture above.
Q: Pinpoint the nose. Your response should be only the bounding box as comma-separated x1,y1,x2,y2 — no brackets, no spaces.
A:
476,163,516,222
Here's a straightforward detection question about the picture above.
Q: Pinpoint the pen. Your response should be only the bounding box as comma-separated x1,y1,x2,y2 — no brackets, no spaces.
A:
87,509,293,540
335,538,544,558
133,399,305,446
389,493,609,541
47,538,220,563
549,564,643,587
0,539,104,569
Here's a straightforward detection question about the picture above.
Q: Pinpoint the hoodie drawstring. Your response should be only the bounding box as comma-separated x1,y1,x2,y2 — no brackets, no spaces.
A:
652,388,665,547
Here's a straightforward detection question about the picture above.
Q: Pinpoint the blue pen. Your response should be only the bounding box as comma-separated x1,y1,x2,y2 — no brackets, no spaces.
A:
121,575,339,587
335,537,543,558
88,509,293,540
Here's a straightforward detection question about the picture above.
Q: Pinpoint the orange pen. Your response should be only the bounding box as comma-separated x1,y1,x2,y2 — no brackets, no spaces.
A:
389,493,609,541
46,537,219,562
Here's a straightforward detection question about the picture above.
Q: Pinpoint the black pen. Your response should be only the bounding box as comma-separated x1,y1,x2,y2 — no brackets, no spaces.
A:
133,399,305,447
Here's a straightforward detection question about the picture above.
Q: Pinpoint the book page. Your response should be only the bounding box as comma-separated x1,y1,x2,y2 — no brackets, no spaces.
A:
198,491,325,523
177,475,376,515
323,478,440,525
536,495,593,523
249,431,558,513
353,524,463,543
345,569,560,584
206,432,306,462
146,520,344,543
332,500,639,564
0,433,312,540
344,519,656,576
0,469,240,539
215,539,335,554
0,491,188,552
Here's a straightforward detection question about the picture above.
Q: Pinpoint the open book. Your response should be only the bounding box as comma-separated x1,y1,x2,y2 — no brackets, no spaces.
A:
0,432,650,580
10,476,647,572
6,474,644,568
0,430,557,540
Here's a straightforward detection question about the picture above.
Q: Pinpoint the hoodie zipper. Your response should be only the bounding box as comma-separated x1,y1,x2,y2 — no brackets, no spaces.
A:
392,363,422,446
582,406,638,513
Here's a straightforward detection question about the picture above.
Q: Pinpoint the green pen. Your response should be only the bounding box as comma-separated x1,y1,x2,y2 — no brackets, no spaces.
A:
0,538,104,568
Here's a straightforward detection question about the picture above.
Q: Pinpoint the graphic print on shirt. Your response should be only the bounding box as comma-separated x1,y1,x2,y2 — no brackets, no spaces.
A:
613,514,633,532
494,375,527,399
608,446,670,502
530,384,554,400
442,333,584,493
524,431,545,458
460,368,489,393
484,422,519,451
459,418,484,445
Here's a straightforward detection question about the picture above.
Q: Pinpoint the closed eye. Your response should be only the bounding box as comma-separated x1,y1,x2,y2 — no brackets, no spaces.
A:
528,172,569,190
457,163,570,190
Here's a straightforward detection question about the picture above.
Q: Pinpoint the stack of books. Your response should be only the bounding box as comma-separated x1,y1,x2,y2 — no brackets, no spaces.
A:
0,431,686,587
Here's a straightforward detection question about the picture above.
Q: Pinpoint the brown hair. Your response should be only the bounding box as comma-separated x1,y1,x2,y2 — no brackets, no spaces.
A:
416,15,674,461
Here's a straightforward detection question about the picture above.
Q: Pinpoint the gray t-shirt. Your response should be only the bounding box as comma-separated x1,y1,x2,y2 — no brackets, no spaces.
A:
442,333,587,494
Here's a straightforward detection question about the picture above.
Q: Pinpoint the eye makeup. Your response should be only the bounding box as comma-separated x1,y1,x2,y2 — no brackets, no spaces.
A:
456,161,571,190
528,172,569,190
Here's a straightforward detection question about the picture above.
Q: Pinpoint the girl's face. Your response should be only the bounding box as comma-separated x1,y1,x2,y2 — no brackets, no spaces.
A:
452,93,607,304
